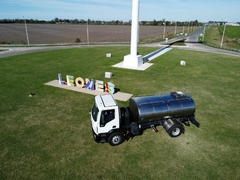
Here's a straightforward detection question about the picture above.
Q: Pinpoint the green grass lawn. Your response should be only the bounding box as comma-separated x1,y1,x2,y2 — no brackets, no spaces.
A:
205,25,240,50
0,46,239,180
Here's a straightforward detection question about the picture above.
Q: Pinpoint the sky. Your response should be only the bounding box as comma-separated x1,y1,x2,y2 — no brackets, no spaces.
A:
1,0,239,22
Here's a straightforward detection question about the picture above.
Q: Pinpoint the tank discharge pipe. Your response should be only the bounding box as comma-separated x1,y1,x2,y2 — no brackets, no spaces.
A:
150,125,158,132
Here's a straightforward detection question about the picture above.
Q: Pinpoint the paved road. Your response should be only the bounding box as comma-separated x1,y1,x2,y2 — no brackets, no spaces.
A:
157,27,240,57
0,45,88,58
1,28,240,58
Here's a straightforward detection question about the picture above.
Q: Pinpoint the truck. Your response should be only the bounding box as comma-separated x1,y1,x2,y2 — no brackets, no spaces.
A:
90,91,200,146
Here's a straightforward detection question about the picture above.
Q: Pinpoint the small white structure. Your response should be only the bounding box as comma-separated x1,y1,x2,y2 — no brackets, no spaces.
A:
123,0,143,68
105,72,112,78
106,53,112,58
180,60,186,66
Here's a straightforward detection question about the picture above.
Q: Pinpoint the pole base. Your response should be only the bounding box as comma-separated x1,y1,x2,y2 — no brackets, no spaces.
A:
123,54,143,68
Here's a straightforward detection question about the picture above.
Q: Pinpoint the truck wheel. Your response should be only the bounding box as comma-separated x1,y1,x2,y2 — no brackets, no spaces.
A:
167,124,184,137
108,132,124,146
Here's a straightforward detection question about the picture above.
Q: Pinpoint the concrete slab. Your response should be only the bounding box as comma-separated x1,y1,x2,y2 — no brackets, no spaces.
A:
112,62,153,71
45,80,133,101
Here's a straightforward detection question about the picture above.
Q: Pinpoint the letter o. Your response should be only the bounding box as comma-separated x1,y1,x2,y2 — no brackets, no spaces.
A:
75,77,84,88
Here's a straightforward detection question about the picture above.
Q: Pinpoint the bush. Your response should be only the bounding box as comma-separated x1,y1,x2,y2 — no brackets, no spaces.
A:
75,38,81,43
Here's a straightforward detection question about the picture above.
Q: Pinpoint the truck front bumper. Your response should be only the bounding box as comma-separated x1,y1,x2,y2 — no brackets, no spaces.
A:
91,128,107,143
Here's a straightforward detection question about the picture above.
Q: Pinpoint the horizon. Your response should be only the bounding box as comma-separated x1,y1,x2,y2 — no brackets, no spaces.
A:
1,18,238,24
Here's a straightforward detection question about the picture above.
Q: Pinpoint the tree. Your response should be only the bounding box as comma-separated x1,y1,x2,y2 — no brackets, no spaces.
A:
54,17,59,23
152,19,158,26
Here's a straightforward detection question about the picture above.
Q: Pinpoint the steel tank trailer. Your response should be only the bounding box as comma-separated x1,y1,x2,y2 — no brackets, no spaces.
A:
129,92,196,123
126,92,199,137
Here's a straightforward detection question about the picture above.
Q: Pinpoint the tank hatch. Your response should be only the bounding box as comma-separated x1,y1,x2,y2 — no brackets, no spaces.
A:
170,91,188,99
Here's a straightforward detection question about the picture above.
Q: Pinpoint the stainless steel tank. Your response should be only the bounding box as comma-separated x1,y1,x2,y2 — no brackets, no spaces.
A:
129,92,196,123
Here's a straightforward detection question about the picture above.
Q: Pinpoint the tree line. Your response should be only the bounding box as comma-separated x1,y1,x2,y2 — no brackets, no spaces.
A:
0,18,202,26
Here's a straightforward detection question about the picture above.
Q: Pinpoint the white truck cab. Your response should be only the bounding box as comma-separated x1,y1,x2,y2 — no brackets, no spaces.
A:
91,94,121,142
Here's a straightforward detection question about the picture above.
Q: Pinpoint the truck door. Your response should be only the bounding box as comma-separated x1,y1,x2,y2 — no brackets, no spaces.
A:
98,109,118,134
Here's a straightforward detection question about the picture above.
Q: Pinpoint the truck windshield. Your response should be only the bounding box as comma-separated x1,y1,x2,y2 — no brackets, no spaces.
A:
92,103,99,122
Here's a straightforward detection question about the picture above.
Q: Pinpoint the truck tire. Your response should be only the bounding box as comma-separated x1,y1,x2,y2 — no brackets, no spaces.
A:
167,124,184,137
108,132,124,146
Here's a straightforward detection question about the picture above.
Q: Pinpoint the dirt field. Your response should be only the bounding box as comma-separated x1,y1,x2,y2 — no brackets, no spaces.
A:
0,24,184,44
